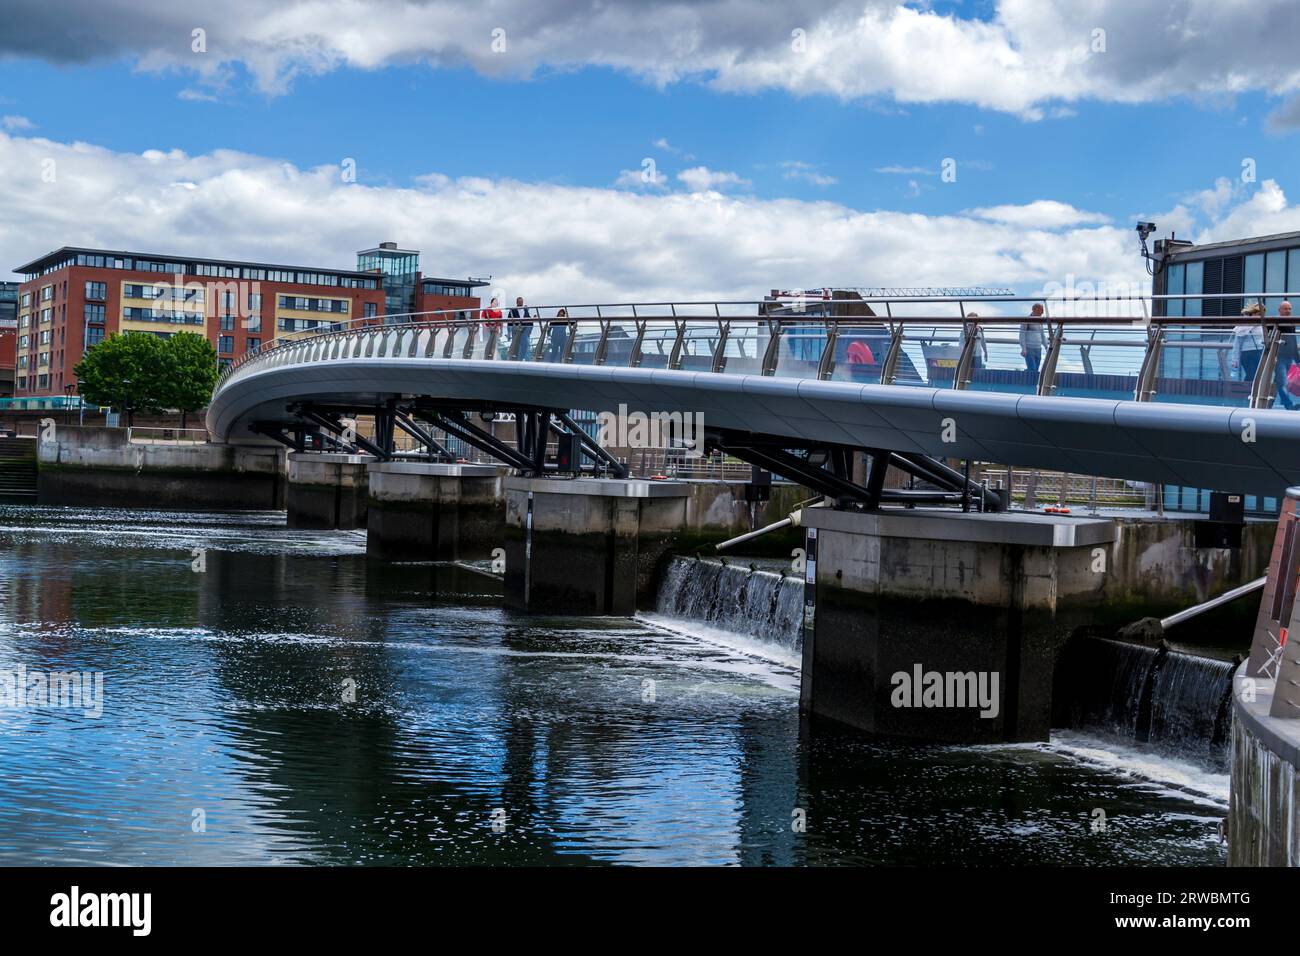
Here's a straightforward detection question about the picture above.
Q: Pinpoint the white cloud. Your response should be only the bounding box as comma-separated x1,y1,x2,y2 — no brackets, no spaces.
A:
4,1,1300,117
968,200,1111,229
615,165,669,189
1,115,35,131
676,166,750,191
0,129,1282,310
781,161,836,187
653,137,693,159
875,164,934,176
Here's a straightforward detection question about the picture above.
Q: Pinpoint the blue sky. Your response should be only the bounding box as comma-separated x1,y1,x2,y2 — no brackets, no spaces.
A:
3,54,1285,222
2,1,1299,301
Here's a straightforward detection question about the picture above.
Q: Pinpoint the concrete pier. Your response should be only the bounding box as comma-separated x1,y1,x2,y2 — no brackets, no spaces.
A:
800,507,1116,744
286,452,372,529
37,425,284,510
504,477,691,615
366,461,504,561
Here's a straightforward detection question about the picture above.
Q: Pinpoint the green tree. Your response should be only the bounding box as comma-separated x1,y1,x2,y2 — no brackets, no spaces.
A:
159,332,219,429
73,332,168,426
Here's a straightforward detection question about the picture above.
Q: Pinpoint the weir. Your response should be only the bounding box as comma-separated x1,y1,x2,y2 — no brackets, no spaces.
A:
654,557,803,655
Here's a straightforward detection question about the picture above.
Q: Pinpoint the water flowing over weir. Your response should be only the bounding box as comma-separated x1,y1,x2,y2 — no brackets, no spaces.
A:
653,557,803,656
1056,638,1236,767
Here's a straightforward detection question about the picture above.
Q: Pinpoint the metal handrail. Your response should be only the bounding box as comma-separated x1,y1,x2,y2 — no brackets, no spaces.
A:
213,294,1300,408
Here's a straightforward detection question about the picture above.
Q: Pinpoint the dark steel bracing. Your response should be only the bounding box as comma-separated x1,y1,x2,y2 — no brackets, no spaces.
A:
409,403,629,478
707,430,1003,512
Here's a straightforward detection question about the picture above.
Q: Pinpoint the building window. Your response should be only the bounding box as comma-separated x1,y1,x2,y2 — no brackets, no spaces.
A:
84,303,106,323
244,314,262,332
277,295,349,313
364,302,377,319
218,335,235,354
220,314,235,331
85,281,107,301
85,326,105,347
247,337,261,354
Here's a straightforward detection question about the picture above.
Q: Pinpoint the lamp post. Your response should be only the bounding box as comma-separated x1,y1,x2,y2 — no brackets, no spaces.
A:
120,378,131,430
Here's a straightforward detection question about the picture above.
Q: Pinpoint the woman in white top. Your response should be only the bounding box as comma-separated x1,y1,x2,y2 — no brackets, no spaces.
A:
1230,303,1265,383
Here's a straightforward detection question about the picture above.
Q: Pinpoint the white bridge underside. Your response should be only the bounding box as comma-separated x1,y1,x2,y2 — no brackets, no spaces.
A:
206,357,1300,496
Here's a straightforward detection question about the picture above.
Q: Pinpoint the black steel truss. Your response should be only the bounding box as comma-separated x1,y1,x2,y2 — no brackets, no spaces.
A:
707,430,1002,512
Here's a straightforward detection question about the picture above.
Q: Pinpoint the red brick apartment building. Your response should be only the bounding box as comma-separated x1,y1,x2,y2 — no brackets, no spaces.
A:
12,248,388,397
415,274,490,321
0,281,16,397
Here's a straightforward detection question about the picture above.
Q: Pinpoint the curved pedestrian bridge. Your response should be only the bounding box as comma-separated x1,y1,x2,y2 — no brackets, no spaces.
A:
207,294,1300,497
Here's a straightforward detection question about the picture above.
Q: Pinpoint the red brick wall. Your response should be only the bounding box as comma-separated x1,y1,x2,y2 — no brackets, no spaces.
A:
16,265,385,396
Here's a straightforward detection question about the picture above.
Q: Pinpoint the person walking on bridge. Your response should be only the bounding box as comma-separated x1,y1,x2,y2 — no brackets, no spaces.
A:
547,307,571,362
1020,303,1047,377
1273,299,1299,410
508,296,533,359
465,296,502,357
1231,303,1265,383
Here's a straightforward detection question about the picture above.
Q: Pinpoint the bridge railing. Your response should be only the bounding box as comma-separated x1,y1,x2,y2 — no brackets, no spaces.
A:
214,292,1300,411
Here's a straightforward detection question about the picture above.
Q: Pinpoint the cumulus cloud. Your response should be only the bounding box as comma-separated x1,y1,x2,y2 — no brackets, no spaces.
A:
781,161,837,187
876,164,935,176
0,129,1286,309
676,166,750,191
967,200,1110,229
1,115,34,131
2,1,1299,116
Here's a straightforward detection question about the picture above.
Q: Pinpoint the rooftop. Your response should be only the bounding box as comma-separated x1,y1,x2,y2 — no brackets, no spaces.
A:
14,246,379,279
1163,230,1300,259
421,276,490,289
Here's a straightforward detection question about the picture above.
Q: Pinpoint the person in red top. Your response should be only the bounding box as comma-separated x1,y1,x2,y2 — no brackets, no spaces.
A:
464,297,502,358
481,297,503,331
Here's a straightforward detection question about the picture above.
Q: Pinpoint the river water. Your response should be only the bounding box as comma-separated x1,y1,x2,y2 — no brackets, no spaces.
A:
0,507,1228,865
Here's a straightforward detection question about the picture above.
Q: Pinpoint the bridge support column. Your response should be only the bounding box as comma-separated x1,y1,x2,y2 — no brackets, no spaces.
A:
504,477,690,615
286,452,372,529
366,462,505,561
800,508,1115,743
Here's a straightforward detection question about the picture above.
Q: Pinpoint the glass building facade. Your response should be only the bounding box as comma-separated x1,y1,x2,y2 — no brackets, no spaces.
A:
357,243,420,323
1155,231,1300,514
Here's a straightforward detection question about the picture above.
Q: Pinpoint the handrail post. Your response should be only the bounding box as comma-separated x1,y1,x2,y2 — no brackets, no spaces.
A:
1134,324,1166,402
760,320,782,376
1250,324,1283,409
1037,322,1065,397
668,320,687,370
816,321,840,380
879,324,905,386
593,320,611,366
954,319,979,390
711,319,731,373
629,320,647,368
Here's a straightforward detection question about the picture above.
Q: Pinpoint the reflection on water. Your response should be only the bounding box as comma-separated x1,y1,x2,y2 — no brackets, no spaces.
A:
0,506,1226,865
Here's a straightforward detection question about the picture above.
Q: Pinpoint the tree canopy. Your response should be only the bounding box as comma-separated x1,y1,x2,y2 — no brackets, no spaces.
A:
74,331,219,425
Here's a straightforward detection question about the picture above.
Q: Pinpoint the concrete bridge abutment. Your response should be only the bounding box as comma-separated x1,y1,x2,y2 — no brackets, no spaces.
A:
366,462,505,561
800,508,1117,744
286,453,372,529
503,477,691,615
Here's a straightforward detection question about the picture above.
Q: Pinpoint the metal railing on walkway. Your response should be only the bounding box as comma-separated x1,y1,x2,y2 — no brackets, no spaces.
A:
216,291,1300,413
